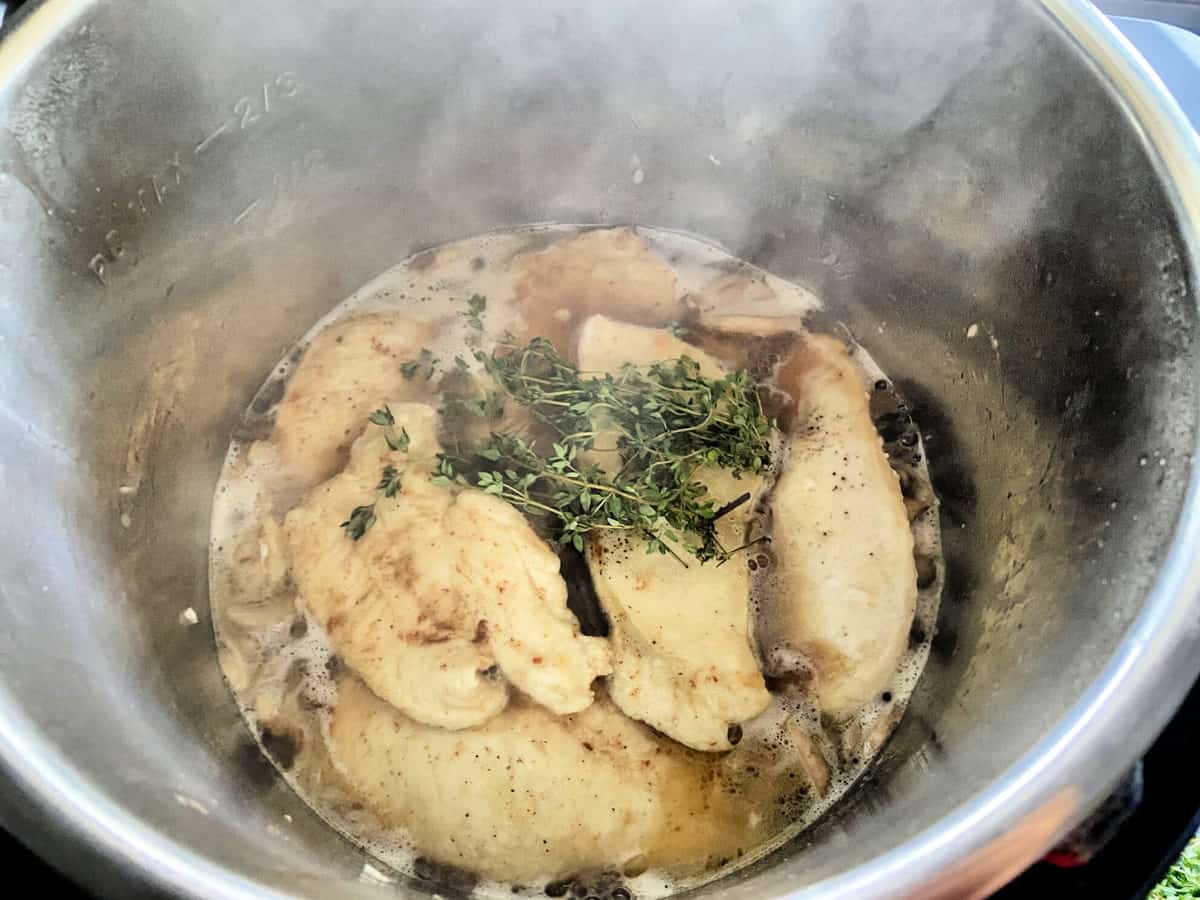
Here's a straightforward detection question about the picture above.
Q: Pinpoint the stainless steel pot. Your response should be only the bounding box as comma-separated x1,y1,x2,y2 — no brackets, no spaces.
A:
1,0,1198,897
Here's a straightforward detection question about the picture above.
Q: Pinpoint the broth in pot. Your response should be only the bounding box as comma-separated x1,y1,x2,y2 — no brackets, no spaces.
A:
209,226,943,898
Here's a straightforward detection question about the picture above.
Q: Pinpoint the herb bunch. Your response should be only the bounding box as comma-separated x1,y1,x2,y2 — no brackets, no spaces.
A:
435,333,773,564
342,291,774,563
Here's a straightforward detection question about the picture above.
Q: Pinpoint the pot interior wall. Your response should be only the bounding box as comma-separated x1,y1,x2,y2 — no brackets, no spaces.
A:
0,0,1196,897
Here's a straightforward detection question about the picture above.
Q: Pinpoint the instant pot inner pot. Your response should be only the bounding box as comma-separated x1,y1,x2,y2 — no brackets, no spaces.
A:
0,0,1196,897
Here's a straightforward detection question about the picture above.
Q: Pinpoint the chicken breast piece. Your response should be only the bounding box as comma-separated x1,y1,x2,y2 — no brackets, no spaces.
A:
678,270,815,377
451,490,613,716
263,312,447,499
576,313,726,380
688,269,802,337
586,472,772,753
284,403,610,729
513,228,682,355
576,316,771,751
758,335,917,717
326,677,802,883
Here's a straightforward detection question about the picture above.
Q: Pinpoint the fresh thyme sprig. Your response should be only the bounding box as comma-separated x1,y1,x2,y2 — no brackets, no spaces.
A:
341,504,376,540
400,349,438,381
339,407,409,540
432,334,773,563
386,427,410,452
366,405,411,451
461,294,487,331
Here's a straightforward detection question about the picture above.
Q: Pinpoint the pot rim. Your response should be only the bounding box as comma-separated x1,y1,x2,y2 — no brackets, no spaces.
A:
0,1,1199,898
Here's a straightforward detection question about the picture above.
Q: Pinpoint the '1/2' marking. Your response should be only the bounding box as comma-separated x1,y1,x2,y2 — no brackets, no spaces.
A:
231,148,326,227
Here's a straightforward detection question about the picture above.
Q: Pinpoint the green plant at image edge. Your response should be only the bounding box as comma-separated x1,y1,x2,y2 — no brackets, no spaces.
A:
1151,838,1200,899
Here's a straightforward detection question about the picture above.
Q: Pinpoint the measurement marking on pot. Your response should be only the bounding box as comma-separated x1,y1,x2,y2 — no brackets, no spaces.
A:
197,73,300,157
161,152,184,188
231,149,325,226
173,794,210,815
234,97,262,130
233,198,262,225
86,71,303,284
194,121,232,156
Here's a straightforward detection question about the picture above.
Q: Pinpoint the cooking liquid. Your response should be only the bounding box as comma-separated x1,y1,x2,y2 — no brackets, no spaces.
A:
209,226,944,899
